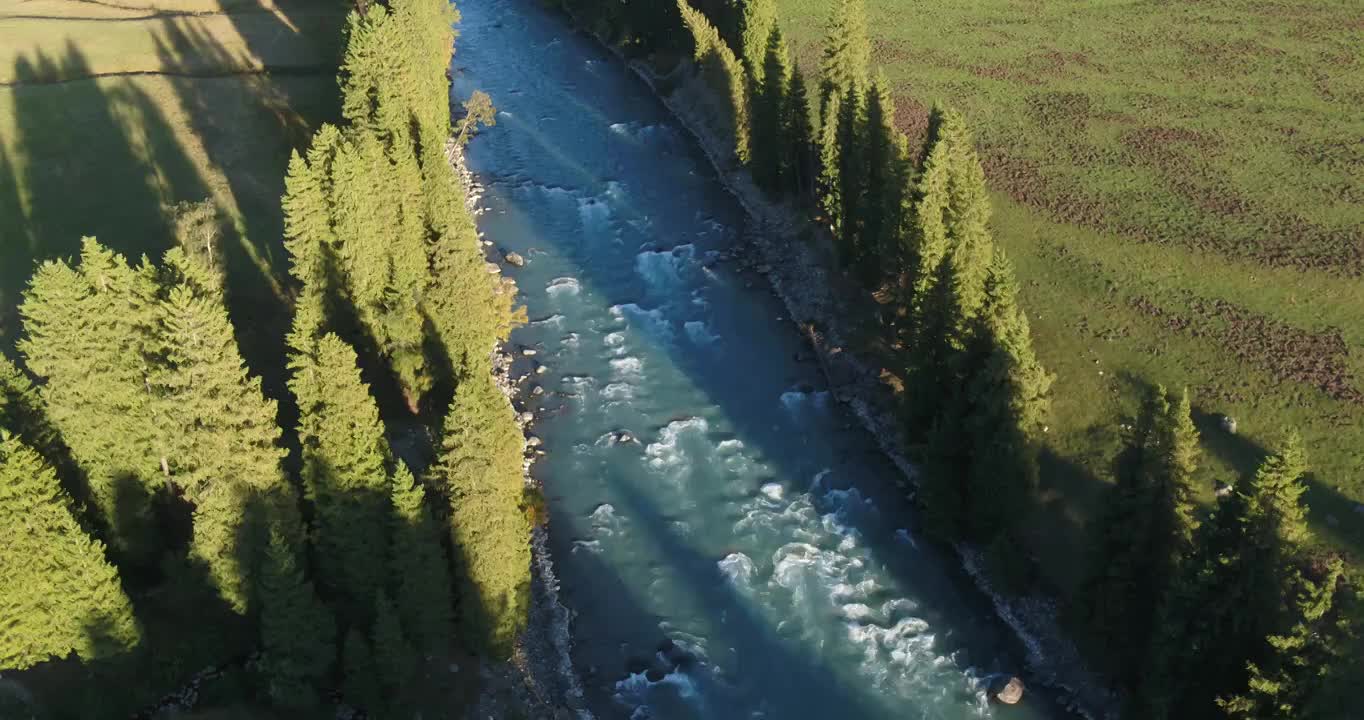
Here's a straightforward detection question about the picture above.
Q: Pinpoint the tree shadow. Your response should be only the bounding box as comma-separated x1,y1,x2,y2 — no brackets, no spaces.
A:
1,42,212,349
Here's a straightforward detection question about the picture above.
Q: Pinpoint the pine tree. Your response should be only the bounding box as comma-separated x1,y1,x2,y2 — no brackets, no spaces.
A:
289,332,392,623
389,463,454,655
431,371,530,656
259,526,335,708
342,628,382,715
962,249,1052,538
737,0,776,85
859,72,910,285
0,434,140,669
784,63,816,199
678,0,750,164
1219,559,1345,720
835,83,866,267
372,589,415,704
19,238,162,565
817,0,870,136
751,26,792,192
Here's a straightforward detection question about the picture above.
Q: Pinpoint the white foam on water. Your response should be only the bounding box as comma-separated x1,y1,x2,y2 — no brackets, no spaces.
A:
645,417,709,472
571,539,602,555
760,483,785,502
842,603,875,621
531,313,565,329
604,331,626,347
716,439,744,453
718,552,755,589
635,244,695,295
613,667,701,707
561,375,595,394
609,356,643,378
780,389,832,415
684,320,718,345
602,382,635,400
610,303,673,342
562,332,580,349
546,276,581,297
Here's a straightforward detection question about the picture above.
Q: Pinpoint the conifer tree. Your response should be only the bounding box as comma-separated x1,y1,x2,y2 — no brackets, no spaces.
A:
784,63,816,199
817,0,870,135
389,464,454,655
289,332,392,623
835,83,866,266
259,526,335,708
1219,559,1345,720
0,434,140,669
0,353,82,503
962,250,1052,535
678,0,750,164
431,371,530,656
19,238,162,565
342,628,382,715
737,0,776,85
818,92,844,233
372,589,416,701
751,26,792,192
859,72,910,284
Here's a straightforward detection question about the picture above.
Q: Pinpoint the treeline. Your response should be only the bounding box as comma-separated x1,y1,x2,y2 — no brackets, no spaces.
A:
0,0,530,716
555,0,1360,717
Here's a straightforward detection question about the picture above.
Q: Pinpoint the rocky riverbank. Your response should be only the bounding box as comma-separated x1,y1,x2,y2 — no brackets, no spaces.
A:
446,137,592,720
595,46,1121,720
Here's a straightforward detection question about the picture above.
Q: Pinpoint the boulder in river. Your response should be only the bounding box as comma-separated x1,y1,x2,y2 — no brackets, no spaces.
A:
504,250,526,267
991,676,1025,705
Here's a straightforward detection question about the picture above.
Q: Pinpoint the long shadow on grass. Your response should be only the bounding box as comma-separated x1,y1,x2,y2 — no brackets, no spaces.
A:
1,43,212,348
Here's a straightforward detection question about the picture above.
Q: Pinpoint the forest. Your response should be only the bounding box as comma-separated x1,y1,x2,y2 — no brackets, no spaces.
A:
553,0,1363,717
2,0,531,717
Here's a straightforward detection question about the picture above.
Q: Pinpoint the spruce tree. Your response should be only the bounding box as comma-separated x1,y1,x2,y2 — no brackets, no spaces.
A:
751,26,792,192
0,353,82,504
1219,559,1345,720
372,589,416,701
962,250,1052,536
818,92,844,233
389,463,454,655
289,332,392,624
19,238,162,565
784,63,816,199
817,0,870,136
342,628,382,715
0,434,140,669
737,0,776,85
431,371,530,656
835,83,866,267
259,526,335,708
678,0,750,164
859,72,910,285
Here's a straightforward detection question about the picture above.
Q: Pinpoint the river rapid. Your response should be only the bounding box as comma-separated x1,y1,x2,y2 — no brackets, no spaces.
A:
453,2,1072,718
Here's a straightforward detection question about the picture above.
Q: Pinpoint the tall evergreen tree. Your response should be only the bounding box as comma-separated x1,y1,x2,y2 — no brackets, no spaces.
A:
259,526,335,708
0,434,140,669
289,332,392,623
0,353,83,505
817,91,844,234
736,0,776,85
430,371,530,656
751,26,792,192
859,72,910,285
389,463,454,655
817,0,870,135
19,238,162,565
678,0,751,164
372,589,416,704
834,83,866,266
1219,559,1345,720
784,63,816,199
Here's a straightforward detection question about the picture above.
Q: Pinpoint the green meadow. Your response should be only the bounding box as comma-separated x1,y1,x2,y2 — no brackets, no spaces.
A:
776,0,1364,594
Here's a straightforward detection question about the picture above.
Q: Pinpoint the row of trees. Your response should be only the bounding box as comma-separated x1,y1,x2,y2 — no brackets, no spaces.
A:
561,1,1360,717
0,0,532,715
1086,387,1358,719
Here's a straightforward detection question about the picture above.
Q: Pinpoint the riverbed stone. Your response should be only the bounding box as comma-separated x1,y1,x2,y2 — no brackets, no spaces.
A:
1221,414,1238,434
504,250,526,267
993,676,1025,704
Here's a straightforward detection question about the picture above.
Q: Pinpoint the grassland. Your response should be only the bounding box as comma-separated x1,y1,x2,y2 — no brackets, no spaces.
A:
0,1,346,714
775,0,1364,597
0,0,346,392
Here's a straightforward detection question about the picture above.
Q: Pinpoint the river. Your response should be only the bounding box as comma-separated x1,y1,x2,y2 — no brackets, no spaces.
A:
452,2,1070,718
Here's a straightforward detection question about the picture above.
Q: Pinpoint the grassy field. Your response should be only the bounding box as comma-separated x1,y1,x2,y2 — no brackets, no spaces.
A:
0,0,346,393
776,0,1364,596
0,1,346,714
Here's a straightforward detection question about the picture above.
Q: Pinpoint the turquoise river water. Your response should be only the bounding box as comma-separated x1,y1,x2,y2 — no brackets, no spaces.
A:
453,2,1072,718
